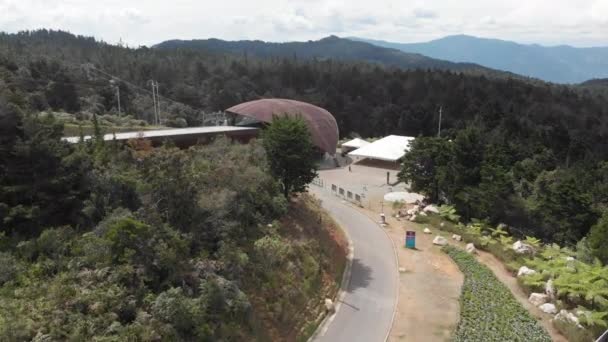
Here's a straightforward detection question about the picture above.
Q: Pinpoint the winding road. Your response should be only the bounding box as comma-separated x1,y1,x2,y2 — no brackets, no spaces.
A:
312,189,399,342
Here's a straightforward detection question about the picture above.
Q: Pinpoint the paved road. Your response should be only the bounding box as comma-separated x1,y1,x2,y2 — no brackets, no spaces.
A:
312,189,398,342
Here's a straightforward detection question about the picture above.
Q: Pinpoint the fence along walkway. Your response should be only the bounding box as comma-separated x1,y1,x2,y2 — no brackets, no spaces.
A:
310,177,364,207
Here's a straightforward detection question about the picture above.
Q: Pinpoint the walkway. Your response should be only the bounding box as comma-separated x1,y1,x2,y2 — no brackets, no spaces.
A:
312,189,398,342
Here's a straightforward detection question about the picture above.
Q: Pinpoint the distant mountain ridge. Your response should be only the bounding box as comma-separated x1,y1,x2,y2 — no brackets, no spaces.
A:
154,36,519,78
351,35,608,84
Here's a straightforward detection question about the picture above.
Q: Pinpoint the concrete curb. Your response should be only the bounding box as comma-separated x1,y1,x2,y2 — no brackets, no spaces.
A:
307,199,355,342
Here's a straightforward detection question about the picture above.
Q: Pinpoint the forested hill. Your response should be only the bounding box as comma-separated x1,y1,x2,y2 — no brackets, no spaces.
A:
153,35,515,78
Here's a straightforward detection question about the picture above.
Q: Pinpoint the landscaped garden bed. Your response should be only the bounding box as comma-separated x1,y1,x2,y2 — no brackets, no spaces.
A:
442,245,552,342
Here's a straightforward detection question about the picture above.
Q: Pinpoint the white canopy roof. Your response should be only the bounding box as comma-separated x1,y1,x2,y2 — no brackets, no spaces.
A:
342,138,370,148
348,135,415,162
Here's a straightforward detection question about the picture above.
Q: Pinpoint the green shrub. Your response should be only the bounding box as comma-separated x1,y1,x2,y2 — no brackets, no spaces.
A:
442,245,551,342
0,252,19,285
588,212,608,265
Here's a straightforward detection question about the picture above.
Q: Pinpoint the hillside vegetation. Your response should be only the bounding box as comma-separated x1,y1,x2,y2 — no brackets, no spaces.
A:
442,245,551,342
0,101,347,340
154,35,507,76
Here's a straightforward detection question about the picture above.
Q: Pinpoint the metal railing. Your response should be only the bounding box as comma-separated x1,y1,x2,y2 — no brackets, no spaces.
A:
311,177,364,207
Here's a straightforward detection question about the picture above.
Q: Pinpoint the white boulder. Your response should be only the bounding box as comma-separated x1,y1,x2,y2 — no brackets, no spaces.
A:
423,205,440,214
465,243,477,254
440,222,445,227
407,208,419,215
517,266,537,277
423,227,432,234
419,211,428,216
539,303,557,314
554,310,580,325
324,298,335,312
409,214,417,222
528,293,549,306
432,236,448,246
565,256,575,262
452,234,462,241
513,240,535,254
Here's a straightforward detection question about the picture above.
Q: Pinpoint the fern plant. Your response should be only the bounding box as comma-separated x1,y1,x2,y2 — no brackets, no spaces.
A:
489,226,509,238
577,307,608,329
499,235,514,251
524,236,542,249
438,205,461,223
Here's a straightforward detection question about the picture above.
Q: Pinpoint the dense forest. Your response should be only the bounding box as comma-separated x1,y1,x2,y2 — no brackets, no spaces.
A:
0,30,608,243
1,30,608,253
1,28,608,340
0,96,347,340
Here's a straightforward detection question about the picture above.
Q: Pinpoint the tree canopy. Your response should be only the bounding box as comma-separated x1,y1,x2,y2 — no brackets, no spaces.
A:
262,115,318,198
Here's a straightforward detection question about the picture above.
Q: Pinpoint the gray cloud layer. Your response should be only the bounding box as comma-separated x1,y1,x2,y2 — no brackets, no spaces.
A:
0,0,606,47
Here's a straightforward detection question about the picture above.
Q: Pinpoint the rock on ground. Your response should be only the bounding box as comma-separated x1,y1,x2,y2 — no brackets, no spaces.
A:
409,214,417,222
423,205,439,214
518,266,537,277
452,234,462,241
528,293,549,306
539,303,557,314
465,243,477,254
423,227,432,234
554,310,580,326
513,240,535,254
407,208,419,215
324,298,335,312
432,236,448,246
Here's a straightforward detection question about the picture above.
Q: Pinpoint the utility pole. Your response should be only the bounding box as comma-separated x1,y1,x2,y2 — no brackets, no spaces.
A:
154,81,160,125
110,79,121,117
117,86,121,117
437,106,443,137
150,80,159,125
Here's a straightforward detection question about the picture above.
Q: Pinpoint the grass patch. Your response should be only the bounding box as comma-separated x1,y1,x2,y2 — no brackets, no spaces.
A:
442,245,551,342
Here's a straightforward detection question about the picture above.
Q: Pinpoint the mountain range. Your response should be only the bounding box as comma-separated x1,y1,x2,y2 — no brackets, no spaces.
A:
154,36,519,79
351,35,608,84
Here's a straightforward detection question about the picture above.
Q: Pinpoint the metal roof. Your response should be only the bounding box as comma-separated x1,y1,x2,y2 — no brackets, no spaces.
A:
342,138,370,148
226,98,339,154
62,126,258,143
348,135,415,162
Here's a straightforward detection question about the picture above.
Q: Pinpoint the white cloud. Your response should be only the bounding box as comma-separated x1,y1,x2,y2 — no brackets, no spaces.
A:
0,0,605,47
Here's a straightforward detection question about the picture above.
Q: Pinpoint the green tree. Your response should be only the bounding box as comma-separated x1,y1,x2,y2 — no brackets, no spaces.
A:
262,115,317,198
398,136,452,203
528,169,598,243
588,212,608,264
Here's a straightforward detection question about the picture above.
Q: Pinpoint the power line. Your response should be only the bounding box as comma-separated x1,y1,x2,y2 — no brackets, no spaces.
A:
84,64,188,109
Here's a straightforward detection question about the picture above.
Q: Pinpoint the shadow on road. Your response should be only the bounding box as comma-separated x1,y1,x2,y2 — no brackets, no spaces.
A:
348,258,373,292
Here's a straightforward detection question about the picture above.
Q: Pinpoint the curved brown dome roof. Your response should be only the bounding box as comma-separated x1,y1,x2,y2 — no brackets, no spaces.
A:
226,99,339,154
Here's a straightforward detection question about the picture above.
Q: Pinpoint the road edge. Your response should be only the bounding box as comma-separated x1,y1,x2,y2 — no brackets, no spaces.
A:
307,196,355,342
350,204,401,342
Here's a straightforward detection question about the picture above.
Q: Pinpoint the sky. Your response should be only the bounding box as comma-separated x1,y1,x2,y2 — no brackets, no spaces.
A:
0,0,607,47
